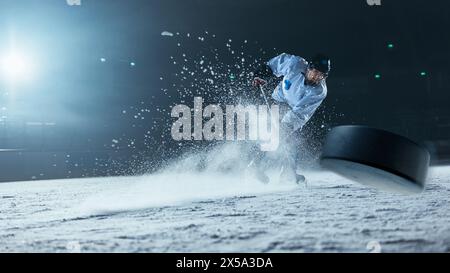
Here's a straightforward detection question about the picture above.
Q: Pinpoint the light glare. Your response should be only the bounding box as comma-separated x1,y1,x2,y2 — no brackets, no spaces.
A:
1,50,33,82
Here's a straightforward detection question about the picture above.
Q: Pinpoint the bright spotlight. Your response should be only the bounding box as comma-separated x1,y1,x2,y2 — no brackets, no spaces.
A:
1,50,33,82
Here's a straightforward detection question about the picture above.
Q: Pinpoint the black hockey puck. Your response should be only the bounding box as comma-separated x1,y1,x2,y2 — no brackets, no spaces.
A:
320,125,430,194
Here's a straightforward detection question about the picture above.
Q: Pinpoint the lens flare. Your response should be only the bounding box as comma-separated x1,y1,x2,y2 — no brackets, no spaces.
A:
1,50,33,82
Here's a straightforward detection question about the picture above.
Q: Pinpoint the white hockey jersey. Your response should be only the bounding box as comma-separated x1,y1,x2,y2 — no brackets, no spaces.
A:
267,53,327,131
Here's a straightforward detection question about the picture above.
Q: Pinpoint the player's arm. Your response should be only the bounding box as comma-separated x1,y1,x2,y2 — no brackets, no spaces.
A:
252,63,277,87
252,53,298,87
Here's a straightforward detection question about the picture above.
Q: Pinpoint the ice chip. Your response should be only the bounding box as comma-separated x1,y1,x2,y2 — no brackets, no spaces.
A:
161,31,174,37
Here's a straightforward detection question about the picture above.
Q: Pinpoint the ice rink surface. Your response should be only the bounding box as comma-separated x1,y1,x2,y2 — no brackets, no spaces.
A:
0,166,449,253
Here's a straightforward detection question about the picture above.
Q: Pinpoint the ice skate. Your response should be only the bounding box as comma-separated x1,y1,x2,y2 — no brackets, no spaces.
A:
296,174,306,185
279,164,297,185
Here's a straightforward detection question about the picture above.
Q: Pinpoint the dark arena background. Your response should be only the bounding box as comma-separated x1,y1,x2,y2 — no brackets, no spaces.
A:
0,0,449,254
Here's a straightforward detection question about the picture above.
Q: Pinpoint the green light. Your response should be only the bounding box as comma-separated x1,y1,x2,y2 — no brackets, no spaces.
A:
420,71,427,76
374,74,381,79
387,43,394,49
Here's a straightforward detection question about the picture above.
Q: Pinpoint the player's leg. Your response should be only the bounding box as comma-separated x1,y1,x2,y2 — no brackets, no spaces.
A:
247,144,270,184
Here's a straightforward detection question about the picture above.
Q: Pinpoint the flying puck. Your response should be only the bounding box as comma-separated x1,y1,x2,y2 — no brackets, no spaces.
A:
320,125,430,194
